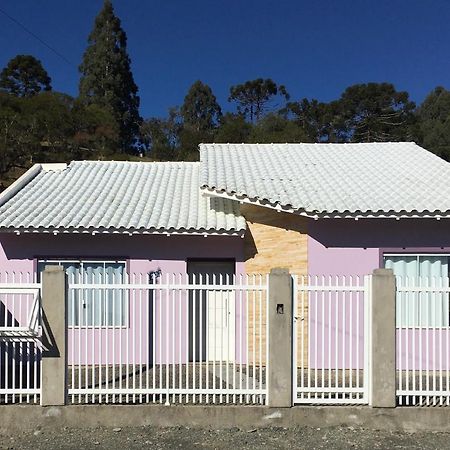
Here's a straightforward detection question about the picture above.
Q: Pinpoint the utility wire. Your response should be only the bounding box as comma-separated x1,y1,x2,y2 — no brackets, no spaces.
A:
0,6,75,67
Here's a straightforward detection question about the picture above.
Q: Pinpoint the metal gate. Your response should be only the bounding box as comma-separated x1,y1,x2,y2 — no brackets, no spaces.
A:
0,279,42,404
292,275,371,405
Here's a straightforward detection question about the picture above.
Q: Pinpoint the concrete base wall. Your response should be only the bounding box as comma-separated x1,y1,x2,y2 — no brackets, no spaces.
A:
0,405,449,433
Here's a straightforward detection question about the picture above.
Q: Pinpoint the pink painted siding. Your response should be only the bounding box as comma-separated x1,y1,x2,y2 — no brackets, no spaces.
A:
397,328,450,370
308,218,450,277
0,233,245,365
308,218,450,370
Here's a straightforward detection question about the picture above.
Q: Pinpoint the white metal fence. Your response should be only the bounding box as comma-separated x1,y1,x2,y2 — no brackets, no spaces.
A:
0,272,41,404
67,273,268,405
396,276,450,406
293,275,371,405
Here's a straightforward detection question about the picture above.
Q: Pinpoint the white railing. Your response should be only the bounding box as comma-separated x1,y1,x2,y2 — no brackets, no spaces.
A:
293,275,371,405
67,273,268,405
0,272,41,404
396,276,450,406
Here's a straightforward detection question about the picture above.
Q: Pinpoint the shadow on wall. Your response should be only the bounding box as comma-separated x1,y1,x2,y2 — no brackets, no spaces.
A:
241,204,308,262
0,233,245,263
308,219,450,249
0,301,40,390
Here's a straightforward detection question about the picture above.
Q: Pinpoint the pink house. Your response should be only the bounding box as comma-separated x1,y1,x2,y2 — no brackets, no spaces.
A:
0,142,449,371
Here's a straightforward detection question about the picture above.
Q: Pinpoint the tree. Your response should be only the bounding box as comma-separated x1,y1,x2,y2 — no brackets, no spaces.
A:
228,78,290,122
141,108,180,160
249,113,308,143
284,99,334,142
78,0,141,152
0,93,38,185
180,81,222,131
215,113,252,143
416,86,450,160
0,55,51,97
338,82,415,142
71,101,120,156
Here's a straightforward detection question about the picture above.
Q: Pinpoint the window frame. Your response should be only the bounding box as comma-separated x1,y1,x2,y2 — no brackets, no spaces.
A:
383,253,450,329
37,258,129,329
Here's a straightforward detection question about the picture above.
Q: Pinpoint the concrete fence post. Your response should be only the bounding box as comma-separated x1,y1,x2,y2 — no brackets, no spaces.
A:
268,268,293,407
41,266,67,406
370,268,396,408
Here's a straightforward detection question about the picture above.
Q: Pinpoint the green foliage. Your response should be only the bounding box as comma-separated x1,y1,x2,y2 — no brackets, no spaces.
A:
178,124,214,161
229,78,289,122
0,93,37,181
214,113,252,143
140,109,180,161
78,0,141,152
181,81,222,131
0,55,51,97
0,90,121,188
3,42,450,190
249,113,308,143
416,86,450,160
284,99,341,142
338,82,416,142
71,101,120,156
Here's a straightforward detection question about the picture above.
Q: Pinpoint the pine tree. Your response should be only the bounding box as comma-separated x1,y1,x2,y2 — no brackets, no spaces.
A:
181,81,222,131
79,0,141,151
0,55,52,97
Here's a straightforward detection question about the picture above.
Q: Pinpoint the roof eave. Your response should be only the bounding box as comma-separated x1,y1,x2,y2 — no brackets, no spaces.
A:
200,187,450,220
0,226,245,237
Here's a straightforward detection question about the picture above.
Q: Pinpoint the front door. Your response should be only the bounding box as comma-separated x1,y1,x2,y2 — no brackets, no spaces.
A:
187,260,235,362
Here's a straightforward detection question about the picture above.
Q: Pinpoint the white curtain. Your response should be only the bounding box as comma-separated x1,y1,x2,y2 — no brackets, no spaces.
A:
385,255,449,327
38,261,126,326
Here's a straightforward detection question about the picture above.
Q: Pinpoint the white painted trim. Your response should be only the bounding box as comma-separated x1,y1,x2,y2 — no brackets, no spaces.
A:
0,226,245,237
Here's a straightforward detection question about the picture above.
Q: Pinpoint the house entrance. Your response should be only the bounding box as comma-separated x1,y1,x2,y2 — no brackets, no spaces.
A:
187,260,235,362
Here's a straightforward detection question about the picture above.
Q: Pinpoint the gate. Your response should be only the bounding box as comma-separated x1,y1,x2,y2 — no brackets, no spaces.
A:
67,273,269,405
0,276,42,404
292,275,372,405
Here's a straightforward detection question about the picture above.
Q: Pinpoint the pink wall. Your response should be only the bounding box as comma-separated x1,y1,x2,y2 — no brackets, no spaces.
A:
0,233,245,365
0,233,245,275
308,218,450,276
307,218,450,371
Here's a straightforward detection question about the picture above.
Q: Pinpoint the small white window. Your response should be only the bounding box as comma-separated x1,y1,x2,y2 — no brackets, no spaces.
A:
38,260,127,327
384,254,450,327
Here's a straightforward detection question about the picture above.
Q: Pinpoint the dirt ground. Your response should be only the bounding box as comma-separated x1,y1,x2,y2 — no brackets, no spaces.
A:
1,425,449,449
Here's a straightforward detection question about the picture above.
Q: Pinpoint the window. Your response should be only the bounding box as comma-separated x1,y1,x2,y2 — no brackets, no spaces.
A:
38,260,127,327
384,254,450,327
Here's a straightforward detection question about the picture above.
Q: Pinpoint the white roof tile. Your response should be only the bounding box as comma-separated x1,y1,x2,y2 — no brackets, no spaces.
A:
200,142,450,218
0,161,246,235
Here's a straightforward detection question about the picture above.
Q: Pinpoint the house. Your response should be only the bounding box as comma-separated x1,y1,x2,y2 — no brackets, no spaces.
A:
3,142,450,283
199,142,450,281
0,142,449,367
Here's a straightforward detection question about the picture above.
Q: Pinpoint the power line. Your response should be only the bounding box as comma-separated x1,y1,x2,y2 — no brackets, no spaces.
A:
0,6,75,67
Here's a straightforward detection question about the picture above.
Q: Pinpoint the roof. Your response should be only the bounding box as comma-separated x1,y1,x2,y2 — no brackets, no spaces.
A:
0,161,246,235
200,142,450,219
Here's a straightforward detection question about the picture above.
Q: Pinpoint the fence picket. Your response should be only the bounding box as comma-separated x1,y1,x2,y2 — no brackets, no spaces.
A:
293,274,370,405
395,275,450,406
63,272,268,405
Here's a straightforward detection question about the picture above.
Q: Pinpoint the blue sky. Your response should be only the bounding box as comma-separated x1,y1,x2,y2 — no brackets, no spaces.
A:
0,0,449,118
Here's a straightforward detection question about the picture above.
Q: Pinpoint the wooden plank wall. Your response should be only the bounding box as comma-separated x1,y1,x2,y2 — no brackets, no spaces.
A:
242,204,308,367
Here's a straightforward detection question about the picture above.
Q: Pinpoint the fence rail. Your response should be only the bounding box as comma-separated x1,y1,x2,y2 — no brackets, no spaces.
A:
396,276,450,407
293,275,371,405
67,273,269,405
